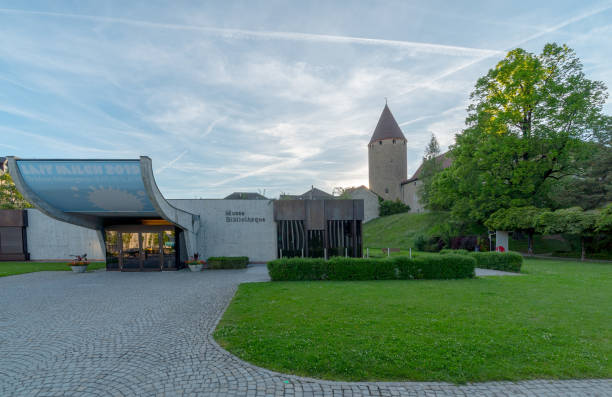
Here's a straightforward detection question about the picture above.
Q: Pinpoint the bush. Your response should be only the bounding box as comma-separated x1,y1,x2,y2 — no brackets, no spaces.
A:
267,256,475,281
414,235,427,251
379,199,410,216
440,248,470,255
207,256,249,269
440,250,523,272
327,257,396,280
267,257,328,281
469,252,523,272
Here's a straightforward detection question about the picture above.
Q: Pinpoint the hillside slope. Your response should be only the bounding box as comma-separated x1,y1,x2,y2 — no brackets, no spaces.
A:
362,211,449,249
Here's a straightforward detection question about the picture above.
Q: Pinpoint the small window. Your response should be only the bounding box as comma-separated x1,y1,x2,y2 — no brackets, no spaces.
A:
414,182,417,186
379,141,382,145
385,188,389,193
393,139,396,144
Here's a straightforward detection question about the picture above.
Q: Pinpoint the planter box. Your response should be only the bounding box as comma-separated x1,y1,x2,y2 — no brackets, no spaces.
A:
188,264,203,272
70,265,88,273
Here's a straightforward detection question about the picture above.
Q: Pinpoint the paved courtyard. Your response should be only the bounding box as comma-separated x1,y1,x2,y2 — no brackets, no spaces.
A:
0,266,610,396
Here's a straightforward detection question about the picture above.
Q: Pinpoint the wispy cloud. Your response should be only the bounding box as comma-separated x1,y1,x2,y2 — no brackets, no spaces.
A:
0,8,502,57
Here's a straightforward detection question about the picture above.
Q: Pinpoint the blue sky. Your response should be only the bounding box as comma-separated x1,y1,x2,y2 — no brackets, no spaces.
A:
1,1,611,199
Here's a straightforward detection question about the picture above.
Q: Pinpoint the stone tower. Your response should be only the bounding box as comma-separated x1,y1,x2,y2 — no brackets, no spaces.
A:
368,104,407,201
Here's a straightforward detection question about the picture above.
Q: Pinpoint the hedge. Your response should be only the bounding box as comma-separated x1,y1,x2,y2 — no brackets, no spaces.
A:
470,252,523,272
439,250,523,273
206,256,249,269
266,255,475,281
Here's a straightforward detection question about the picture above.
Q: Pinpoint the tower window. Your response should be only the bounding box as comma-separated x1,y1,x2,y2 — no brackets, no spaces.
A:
393,139,396,144
385,188,389,193
379,141,382,145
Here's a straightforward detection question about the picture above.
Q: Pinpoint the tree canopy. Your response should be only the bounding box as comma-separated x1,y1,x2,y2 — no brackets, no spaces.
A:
429,43,609,223
485,206,545,254
0,172,32,209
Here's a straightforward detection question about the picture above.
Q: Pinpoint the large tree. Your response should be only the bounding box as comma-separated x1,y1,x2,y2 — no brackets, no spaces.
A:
418,133,442,208
430,43,609,222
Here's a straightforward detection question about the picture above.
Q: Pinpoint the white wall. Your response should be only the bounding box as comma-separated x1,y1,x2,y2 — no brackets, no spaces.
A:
26,209,104,261
346,188,379,223
169,199,277,262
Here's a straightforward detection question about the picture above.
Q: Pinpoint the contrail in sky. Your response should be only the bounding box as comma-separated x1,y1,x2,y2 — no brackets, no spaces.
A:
0,8,502,57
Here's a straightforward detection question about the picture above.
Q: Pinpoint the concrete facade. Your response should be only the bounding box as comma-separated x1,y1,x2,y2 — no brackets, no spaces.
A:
345,186,380,223
169,199,277,262
25,209,104,261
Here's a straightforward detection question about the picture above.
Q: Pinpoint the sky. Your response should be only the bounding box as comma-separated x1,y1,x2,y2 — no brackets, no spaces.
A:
1,1,611,199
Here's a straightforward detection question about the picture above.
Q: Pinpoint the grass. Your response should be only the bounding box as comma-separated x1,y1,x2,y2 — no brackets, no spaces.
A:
363,211,450,249
0,261,106,277
214,258,612,383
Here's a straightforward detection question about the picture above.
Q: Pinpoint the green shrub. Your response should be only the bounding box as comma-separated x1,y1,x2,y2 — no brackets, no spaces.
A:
439,249,470,255
267,255,475,281
414,235,427,251
327,257,396,280
267,257,328,281
207,256,249,269
395,255,475,279
469,252,523,272
379,199,410,216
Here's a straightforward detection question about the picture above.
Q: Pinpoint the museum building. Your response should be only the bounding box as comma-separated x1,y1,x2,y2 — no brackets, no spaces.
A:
1,156,364,270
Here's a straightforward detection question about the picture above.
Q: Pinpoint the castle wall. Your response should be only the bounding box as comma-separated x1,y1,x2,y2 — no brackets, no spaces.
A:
368,138,407,201
401,180,426,213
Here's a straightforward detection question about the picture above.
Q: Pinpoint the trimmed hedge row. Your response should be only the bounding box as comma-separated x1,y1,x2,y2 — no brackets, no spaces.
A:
207,256,249,269
440,250,523,272
267,255,475,281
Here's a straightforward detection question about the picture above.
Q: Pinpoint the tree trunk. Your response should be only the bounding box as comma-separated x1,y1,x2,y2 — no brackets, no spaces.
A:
581,237,585,262
527,231,534,256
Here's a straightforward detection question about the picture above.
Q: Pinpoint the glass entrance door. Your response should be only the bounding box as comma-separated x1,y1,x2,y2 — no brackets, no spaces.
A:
105,226,179,271
141,232,162,270
120,232,142,271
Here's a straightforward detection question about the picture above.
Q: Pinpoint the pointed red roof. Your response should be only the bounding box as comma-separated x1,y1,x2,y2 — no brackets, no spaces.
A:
369,104,406,143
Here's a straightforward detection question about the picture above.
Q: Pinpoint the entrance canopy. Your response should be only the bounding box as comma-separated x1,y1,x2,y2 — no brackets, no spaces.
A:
7,156,199,255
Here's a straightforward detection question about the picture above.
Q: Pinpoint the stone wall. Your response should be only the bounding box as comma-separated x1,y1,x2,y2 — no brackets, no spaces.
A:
26,209,104,261
368,138,407,201
169,199,277,262
401,180,426,213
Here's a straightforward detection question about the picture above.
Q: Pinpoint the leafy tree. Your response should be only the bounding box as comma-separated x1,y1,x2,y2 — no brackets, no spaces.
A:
548,120,612,209
0,172,32,209
537,207,599,261
485,206,545,255
418,134,443,208
429,43,609,223
378,198,410,217
596,203,612,233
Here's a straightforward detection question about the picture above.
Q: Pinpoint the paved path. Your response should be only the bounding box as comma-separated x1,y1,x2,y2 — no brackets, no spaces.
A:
0,267,610,396
475,268,523,276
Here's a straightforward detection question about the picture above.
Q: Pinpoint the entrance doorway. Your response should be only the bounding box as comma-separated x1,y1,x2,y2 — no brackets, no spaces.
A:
105,226,179,271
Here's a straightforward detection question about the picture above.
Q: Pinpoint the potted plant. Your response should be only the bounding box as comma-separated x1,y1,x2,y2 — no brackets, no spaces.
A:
186,252,205,272
70,254,89,273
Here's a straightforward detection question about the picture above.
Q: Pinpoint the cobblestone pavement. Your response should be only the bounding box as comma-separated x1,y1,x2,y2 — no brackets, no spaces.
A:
1,266,610,397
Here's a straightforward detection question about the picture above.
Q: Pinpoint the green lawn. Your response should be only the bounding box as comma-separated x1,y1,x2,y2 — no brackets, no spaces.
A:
0,261,106,277
363,211,450,249
214,258,612,383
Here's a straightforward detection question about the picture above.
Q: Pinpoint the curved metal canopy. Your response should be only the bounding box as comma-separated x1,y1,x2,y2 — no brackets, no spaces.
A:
7,156,199,255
